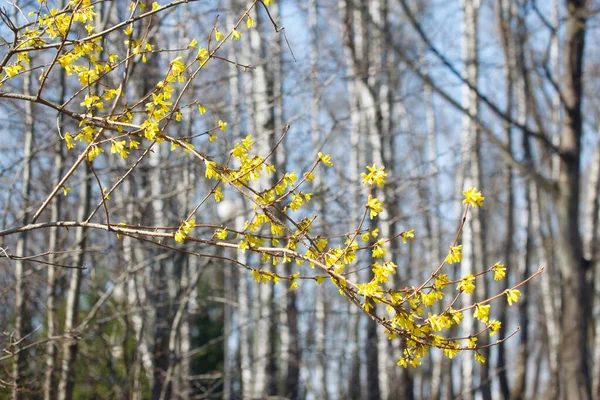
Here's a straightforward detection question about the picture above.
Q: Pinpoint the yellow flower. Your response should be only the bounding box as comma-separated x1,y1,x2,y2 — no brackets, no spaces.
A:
64,132,75,149
366,195,383,219
488,319,501,336
218,120,227,131
462,187,485,207
467,337,477,348
129,139,140,149
289,271,300,289
401,229,414,243
214,187,224,202
232,29,242,40
251,269,262,283
444,345,460,359
428,313,443,332
215,29,224,41
372,241,386,258
317,152,333,166
457,273,475,294
475,352,486,364
435,273,450,288
174,218,195,242
445,245,462,264
473,303,490,323
492,262,506,281
174,231,186,242
449,308,463,325
87,145,104,161
110,140,130,159
506,289,521,306
361,164,387,187
197,48,209,62
215,228,228,240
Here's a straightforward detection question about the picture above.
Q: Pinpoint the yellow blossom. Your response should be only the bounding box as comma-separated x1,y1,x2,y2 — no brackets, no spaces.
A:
506,289,521,306
445,245,462,264
317,152,333,166
457,273,475,294
473,303,490,323
475,352,486,364
401,229,414,243
488,319,501,336
462,187,485,207
366,195,383,219
493,262,506,281
110,140,130,159
361,164,387,187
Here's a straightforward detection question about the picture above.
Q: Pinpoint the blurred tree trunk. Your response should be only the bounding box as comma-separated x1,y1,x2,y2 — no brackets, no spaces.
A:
174,111,197,400
533,181,560,400
248,3,278,397
12,72,34,400
223,6,240,399
511,7,532,398
591,142,600,400
424,61,444,400
558,1,590,399
458,0,485,399
309,0,326,398
338,1,366,398
149,147,171,400
44,1,67,395
239,6,255,397
495,0,514,398
591,140,600,399
56,164,90,400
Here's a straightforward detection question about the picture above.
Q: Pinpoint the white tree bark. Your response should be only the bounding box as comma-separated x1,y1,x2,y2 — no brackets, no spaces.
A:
44,4,67,393
57,164,90,400
12,72,34,400
308,0,327,398
459,1,482,399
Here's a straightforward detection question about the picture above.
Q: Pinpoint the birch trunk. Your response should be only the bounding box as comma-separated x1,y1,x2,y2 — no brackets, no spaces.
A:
44,1,67,393
223,6,240,399
309,0,326,398
424,65,443,400
12,72,34,400
495,1,514,397
149,145,171,400
248,4,277,396
56,164,90,400
511,11,532,396
459,1,483,399
239,7,255,397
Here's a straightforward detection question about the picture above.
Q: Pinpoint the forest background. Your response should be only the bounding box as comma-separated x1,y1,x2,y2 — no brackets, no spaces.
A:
0,0,597,400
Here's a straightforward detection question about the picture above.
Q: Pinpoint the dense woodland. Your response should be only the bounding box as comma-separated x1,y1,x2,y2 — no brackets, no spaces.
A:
0,0,598,399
